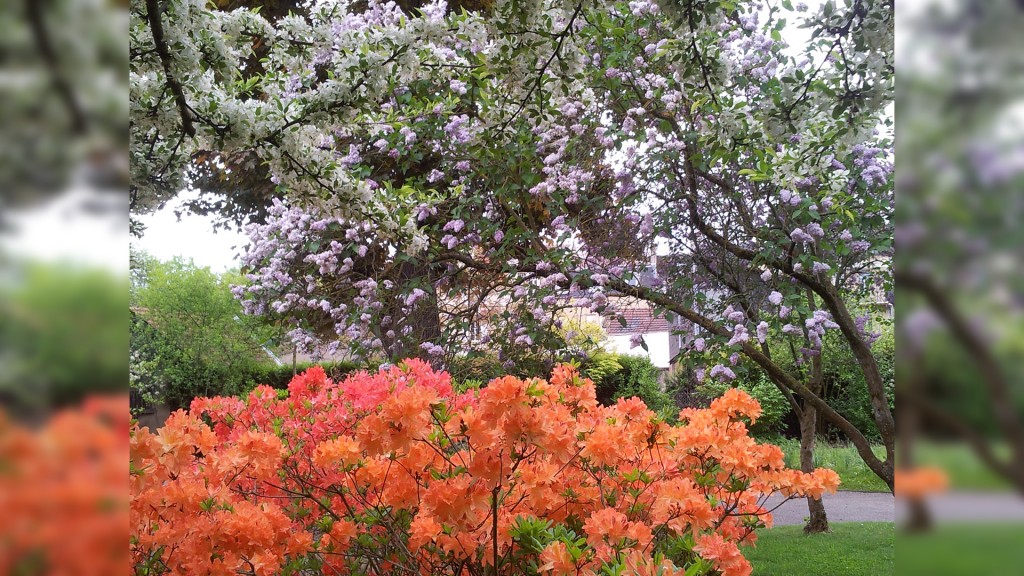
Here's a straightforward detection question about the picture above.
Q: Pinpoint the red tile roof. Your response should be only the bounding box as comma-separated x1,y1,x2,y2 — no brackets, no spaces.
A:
604,307,674,335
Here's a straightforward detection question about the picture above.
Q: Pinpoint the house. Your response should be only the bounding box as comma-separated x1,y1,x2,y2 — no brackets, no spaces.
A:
602,304,681,370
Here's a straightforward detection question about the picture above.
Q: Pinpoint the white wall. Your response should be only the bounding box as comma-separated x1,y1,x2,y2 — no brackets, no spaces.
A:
605,331,672,368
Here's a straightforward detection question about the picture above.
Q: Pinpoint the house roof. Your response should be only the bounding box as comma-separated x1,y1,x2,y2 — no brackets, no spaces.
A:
604,307,674,336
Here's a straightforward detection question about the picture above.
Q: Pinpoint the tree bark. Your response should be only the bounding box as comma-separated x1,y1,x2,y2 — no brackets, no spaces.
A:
800,404,830,533
898,351,933,531
384,256,442,365
814,282,897,475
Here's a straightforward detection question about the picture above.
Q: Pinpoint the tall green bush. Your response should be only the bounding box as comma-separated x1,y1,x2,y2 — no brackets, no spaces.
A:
1,261,127,411
696,375,791,437
130,254,286,409
596,354,674,418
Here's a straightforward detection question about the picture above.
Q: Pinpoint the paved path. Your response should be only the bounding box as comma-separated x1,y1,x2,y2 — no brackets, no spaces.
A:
762,490,1024,526
896,491,1024,524
764,491,895,526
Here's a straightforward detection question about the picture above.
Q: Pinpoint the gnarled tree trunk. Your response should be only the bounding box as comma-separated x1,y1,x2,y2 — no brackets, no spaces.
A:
800,404,830,533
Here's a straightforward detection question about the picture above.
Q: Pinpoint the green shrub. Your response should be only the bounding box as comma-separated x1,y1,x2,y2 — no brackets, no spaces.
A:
578,348,623,387
597,354,674,418
131,255,285,410
696,374,791,436
1,262,127,411
239,360,362,392
446,353,507,386
760,322,895,441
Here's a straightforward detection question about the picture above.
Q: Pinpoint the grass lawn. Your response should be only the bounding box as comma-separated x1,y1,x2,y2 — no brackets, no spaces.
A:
899,522,1024,575
743,522,894,576
773,439,1011,493
910,442,1012,491
775,440,890,492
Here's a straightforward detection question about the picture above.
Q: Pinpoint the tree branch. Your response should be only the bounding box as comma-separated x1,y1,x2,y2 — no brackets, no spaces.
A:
26,0,86,134
606,277,893,489
146,0,196,137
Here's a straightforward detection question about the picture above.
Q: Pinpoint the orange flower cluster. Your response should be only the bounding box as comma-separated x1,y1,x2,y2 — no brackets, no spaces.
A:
131,360,840,576
0,396,129,576
895,467,949,500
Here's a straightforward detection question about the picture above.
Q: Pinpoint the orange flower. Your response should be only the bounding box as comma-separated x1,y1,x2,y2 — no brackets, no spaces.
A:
538,541,577,575
581,421,621,468
711,388,762,423
694,533,752,576
130,361,846,576
409,512,443,551
895,467,949,500
584,507,630,544
622,550,685,576
322,519,357,551
314,435,361,469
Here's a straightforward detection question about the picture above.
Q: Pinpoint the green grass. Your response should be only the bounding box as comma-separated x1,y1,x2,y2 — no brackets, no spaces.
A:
910,442,1012,491
774,439,890,492
899,523,1024,576
771,439,1012,492
743,522,894,576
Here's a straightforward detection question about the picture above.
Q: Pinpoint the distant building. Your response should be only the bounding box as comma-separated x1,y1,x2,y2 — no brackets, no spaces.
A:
601,305,681,370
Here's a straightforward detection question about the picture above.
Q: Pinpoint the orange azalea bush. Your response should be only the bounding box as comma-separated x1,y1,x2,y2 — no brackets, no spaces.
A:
130,360,839,576
0,396,129,576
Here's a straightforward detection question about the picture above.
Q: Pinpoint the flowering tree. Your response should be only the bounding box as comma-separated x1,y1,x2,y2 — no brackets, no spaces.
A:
130,0,895,492
896,0,1024,529
131,362,839,575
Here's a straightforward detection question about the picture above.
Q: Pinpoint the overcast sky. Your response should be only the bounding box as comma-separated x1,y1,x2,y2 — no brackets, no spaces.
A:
1,187,129,273
134,190,249,272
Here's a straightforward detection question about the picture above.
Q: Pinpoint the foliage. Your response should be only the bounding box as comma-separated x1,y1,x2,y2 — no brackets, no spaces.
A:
595,354,674,418
0,396,129,574
130,255,282,409
916,326,1024,440
0,261,127,410
698,375,791,438
896,0,1024,495
578,348,623,389
742,522,894,576
820,325,894,441
131,361,839,576
239,360,362,392
764,323,894,441
559,320,610,355
0,0,125,209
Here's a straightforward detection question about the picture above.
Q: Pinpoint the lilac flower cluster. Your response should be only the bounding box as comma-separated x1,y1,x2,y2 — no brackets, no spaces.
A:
852,144,893,187
233,199,434,359
710,364,737,381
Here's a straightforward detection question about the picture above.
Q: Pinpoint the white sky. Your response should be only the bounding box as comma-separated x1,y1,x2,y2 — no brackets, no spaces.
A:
134,189,249,272
1,187,130,273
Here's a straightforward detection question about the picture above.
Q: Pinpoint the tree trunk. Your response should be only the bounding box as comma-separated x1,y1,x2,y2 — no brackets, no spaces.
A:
817,283,897,477
382,256,442,365
800,404,830,533
898,357,933,532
